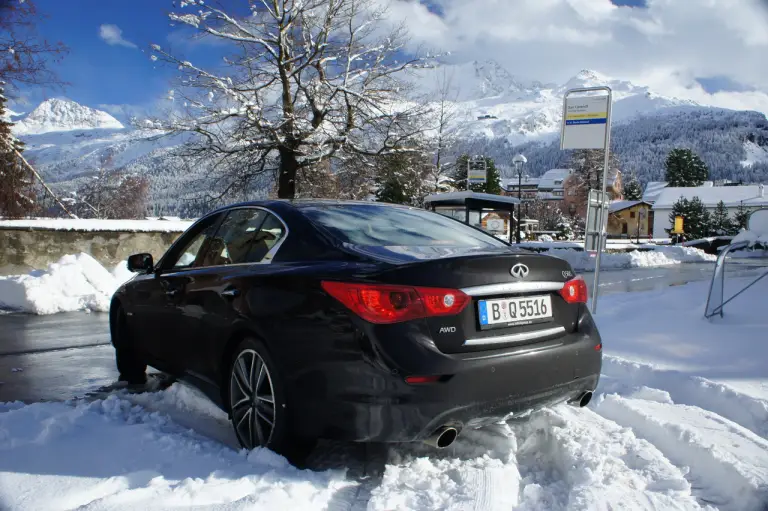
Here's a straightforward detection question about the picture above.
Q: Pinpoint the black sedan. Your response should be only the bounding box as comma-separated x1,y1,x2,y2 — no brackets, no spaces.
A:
111,200,601,460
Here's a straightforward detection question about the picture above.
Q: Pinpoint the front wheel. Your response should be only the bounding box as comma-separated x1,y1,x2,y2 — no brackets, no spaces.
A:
227,338,315,464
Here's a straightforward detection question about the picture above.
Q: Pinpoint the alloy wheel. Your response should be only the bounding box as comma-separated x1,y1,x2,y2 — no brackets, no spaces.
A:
229,349,276,449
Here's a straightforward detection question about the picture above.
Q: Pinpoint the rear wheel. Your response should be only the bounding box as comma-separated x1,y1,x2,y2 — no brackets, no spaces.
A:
227,338,315,464
111,307,147,385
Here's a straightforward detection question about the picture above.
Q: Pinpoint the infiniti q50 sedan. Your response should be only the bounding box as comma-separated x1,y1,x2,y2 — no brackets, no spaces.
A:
111,200,602,460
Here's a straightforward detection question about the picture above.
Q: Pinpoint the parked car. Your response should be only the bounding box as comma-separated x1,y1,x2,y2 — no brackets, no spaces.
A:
111,200,602,461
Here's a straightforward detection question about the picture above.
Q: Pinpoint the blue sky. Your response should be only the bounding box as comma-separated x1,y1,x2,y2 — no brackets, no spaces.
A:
18,0,224,114
14,0,768,117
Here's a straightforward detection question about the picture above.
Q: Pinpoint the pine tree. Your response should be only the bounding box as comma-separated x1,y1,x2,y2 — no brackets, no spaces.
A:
664,148,709,186
623,173,643,201
709,200,735,236
452,154,501,194
734,201,752,230
374,149,431,207
0,82,35,218
668,196,711,240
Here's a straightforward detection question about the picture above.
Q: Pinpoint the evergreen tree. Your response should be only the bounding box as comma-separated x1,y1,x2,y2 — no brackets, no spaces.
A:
664,148,709,186
0,83,35,218
668,196,711,240
623,173,643,201
374,149,432,207
452,154,501,194
734,201,752,230
709,200,736,235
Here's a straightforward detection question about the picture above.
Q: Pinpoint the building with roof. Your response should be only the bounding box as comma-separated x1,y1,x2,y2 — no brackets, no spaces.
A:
652,184,767,238
562,168,623,218
501,176,540,200
607,200,654,239
537,169,573,200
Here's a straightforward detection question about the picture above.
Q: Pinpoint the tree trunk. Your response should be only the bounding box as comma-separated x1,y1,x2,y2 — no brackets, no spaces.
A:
277,147,298,199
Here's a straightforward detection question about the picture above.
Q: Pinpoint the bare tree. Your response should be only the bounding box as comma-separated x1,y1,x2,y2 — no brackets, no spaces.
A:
0,0,68,218
73,153,150,219
427,68,462,193
0,0,68,93
152,0,438,200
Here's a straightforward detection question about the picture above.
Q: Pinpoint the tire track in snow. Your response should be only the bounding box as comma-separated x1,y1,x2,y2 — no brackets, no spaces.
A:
510,405,706,510
600,355,768,440
596,394,768,511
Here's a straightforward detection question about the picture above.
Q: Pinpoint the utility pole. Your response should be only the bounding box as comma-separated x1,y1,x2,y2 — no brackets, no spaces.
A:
512,154,527,243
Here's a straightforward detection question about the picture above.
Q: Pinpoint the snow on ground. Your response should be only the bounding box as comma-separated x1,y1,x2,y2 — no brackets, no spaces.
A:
0,253,133,314
0,218,193,232
548,245,716,272
2,266,768,509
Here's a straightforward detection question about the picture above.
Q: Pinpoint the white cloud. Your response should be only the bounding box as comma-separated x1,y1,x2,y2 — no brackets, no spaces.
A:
384,0,768,103
99,24,138,49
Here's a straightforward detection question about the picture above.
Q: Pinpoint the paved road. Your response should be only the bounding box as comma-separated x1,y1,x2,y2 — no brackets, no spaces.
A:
0,312,116,403
2,261,767,404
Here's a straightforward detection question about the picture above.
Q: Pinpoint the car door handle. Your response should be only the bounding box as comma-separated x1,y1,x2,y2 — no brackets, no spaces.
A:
221,288,240,298
165,288,180,297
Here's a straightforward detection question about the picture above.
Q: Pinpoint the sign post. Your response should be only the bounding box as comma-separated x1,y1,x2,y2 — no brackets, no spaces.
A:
560,86,613,314
467,156,487,186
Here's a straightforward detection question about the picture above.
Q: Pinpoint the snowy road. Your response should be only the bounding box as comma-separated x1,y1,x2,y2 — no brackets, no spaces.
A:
2,268,768,509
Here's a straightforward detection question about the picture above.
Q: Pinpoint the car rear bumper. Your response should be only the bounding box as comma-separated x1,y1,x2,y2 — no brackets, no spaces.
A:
289,306,602,443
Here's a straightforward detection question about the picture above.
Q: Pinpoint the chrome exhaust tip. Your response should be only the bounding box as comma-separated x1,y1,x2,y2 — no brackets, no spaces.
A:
568,391,593,408
423,426,459,448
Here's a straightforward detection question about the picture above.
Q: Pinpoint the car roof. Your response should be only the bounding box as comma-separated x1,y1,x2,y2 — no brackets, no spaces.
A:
212,198,414,213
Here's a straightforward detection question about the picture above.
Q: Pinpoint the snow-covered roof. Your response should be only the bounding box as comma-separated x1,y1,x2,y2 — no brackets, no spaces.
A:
653,185,768,209
642,181,668,203
609,200,651,213
538,169,572,189
502,177,540,189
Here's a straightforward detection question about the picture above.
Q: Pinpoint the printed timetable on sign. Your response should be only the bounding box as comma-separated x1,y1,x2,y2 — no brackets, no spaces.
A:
560,95,610,149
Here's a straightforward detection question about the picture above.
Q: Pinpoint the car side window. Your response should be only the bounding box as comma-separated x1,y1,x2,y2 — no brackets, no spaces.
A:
166,214,223,270
247,213,286,263
196,208,286,265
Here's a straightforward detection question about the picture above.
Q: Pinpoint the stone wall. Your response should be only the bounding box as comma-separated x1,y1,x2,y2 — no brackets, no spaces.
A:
0,228,183,275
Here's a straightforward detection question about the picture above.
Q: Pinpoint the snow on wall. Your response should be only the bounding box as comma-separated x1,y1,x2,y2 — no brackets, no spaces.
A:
0,218,193,232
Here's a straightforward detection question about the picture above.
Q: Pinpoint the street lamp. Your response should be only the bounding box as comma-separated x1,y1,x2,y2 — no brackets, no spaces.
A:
512,154,527,243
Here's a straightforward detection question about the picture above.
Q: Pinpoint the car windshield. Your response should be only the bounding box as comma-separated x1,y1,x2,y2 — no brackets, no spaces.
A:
301,204,509,248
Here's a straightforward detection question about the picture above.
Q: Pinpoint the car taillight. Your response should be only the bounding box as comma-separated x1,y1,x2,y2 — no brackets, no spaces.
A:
321,281,470,324
559,276,589,304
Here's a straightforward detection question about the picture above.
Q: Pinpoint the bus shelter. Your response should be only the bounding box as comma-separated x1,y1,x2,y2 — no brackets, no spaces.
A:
423,191,521,244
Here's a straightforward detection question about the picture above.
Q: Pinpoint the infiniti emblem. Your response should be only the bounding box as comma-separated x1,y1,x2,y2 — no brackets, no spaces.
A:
510,263,529,279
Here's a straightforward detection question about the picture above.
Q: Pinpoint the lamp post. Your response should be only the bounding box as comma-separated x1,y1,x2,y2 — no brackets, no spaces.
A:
512,154,527,243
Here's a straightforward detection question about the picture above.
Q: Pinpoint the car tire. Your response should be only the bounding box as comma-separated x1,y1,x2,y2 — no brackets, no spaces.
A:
227,338,315,464
111,306,147,385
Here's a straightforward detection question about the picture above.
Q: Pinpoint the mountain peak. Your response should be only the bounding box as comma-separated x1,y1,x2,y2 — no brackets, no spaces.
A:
13,98,124,136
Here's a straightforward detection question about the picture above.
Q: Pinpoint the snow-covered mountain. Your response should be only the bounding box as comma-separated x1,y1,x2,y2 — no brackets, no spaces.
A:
7,62,768,214
450,64,701,144
13,98,124,135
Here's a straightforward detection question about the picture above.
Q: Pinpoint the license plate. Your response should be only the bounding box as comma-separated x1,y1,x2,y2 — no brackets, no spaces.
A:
478,295,553,329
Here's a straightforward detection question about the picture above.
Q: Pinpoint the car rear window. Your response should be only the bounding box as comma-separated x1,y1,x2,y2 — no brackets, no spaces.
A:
300,204,508,248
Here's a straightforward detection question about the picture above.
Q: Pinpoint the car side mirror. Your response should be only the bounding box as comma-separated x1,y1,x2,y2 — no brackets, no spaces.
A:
127,253,154,273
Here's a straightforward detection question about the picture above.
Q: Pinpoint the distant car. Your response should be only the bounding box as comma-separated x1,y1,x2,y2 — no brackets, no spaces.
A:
111,200,602,460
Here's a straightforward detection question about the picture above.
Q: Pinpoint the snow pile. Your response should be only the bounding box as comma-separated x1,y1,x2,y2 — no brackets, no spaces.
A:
0,253,133,314
549,245,716,271
0,396,351,511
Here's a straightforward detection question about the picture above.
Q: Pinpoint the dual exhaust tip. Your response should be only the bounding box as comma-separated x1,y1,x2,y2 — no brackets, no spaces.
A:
422,391,593,449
